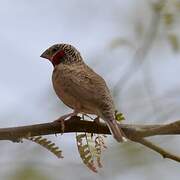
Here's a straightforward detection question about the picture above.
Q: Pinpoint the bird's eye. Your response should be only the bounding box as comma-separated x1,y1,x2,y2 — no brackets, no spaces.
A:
51,47,59,53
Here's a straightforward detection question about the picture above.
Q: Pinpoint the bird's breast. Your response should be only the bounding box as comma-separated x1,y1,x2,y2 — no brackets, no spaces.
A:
52,66,96,114
52,67,75,109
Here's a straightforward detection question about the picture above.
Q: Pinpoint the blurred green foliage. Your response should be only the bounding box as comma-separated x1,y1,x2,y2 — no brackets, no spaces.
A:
109,0,180,53
8,165,50,180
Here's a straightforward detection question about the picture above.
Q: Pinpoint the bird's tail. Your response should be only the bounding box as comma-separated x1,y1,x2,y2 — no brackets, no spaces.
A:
105,119,127,142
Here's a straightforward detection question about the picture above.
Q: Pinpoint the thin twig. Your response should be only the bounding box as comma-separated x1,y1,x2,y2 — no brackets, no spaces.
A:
133,138,180,163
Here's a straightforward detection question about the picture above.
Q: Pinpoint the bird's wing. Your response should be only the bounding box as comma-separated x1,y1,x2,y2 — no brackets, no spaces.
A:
62,64,114,110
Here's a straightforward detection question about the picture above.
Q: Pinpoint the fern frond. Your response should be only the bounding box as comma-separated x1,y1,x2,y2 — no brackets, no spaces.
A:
25,136,63,159
94,135,107,168
76,132,107,173
76,133,98,173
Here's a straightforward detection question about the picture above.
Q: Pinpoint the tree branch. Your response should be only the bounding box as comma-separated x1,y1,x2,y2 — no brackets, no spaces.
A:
0,116,180,163
0,116,180,141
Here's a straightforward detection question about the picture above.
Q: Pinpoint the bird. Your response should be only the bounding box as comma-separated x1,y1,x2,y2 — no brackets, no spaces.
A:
40,43,126,142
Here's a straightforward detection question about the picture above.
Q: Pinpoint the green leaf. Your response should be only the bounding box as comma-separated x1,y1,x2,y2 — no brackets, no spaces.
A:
115,110,125,122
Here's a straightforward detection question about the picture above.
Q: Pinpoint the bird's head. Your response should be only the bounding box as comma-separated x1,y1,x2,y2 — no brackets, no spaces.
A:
40,43,83,67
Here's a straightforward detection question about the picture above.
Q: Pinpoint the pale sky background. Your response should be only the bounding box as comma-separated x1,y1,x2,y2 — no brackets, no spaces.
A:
0,0,180,180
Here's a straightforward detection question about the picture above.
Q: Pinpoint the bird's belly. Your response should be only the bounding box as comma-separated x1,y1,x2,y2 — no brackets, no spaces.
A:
54,85,75,109
52,79,98,115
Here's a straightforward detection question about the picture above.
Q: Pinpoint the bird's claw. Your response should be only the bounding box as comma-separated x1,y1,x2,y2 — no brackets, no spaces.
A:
54,118,65,135
94,116,100,124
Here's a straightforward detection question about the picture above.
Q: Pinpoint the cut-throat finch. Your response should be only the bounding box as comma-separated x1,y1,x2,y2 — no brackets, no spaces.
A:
40,43,126,142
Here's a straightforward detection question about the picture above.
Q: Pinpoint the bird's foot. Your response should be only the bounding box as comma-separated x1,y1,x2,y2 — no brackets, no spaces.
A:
94,116,100,124
54,111,78,134
93,116,101,136
54,117,65,135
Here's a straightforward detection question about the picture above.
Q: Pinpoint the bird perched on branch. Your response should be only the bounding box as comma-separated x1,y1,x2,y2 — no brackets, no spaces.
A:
40,43,126,142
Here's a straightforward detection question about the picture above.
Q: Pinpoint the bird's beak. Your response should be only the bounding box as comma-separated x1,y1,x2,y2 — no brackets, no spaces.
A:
40,49,50,60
